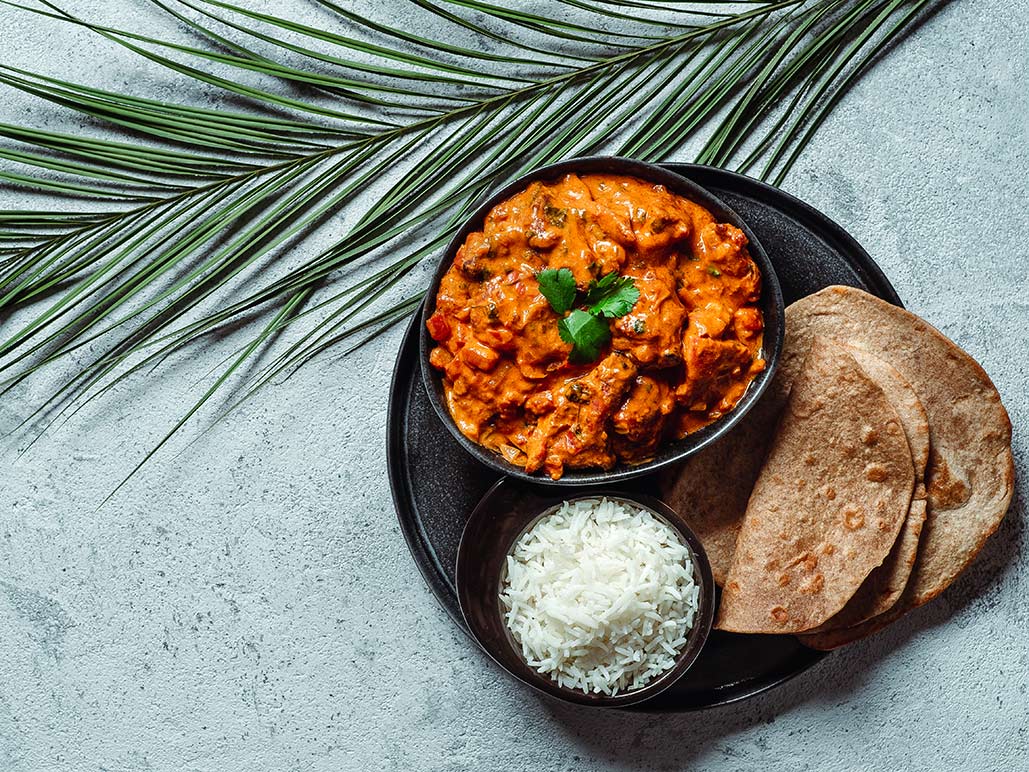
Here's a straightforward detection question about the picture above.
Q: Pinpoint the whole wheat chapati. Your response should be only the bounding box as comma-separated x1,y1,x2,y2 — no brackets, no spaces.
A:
796,499,930,649
663,285,1013,644
784,287,1014,613
715,338,915,634
788,287,1014,648
804,345,929,633
659,393,781,585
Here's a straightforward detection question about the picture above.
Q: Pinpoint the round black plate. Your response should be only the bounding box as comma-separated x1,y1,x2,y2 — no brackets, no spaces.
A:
388,164,902,711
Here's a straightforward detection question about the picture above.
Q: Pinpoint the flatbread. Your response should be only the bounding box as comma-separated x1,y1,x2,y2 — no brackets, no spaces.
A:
715,338,915,634
804,345,929,632
663,285,1013,645
798,498,929,649
846,346,930,485
788,287,1014,648
784,287,1014,609
659,393,780,585
659,340,930,599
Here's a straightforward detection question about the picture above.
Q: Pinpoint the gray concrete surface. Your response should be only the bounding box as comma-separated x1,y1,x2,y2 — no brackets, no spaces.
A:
0,1,1027,770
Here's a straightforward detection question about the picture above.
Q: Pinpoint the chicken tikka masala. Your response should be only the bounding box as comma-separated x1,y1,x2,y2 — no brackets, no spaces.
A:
427,173,765,479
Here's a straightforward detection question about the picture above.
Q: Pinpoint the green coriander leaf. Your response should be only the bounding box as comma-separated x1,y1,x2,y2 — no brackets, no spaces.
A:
558,308,611,363
707,266,722,277
536,267,577,314
584,271,619,296
584,272,640,318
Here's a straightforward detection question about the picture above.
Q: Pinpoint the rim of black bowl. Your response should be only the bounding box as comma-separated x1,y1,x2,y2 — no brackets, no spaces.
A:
455,481,717,708
418,155,785,486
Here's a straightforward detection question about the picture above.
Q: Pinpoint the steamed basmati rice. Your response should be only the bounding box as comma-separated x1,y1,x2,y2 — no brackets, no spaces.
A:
500,497,699,696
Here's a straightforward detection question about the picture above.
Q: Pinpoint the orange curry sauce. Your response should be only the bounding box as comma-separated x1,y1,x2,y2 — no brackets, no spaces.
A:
427,173,764,479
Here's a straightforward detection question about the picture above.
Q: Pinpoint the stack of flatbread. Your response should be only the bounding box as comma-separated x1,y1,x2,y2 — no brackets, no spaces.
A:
662,286,1014,648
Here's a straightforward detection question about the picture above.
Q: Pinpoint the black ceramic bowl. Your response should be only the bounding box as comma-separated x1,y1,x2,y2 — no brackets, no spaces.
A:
455,480,716,708
419,156,784,486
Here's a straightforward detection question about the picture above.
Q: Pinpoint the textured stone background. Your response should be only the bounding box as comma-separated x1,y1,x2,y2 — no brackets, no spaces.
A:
0,2,1026,770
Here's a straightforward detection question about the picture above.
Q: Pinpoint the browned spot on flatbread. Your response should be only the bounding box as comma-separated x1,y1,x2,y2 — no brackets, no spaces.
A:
842,507,865,531
800,574,824,594
865,463,889,482
927,447,971,509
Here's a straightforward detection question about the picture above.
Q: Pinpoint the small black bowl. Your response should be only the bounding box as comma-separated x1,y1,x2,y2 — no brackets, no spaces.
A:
455,479,716,708
419,156,785,486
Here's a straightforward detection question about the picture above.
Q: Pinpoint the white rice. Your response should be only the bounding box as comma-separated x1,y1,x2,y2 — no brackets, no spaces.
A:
499,497,699,696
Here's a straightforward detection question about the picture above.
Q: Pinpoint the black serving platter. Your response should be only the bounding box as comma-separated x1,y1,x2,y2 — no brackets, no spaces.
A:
418,156,785,486
388,164,902,711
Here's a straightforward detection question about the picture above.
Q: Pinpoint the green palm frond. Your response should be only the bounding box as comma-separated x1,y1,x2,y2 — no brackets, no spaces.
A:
0,0,939,493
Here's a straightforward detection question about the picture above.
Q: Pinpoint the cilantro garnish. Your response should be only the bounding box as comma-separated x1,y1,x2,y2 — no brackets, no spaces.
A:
583,273,640,318
536,268,640,363
558,310,611,364
536,268,576,315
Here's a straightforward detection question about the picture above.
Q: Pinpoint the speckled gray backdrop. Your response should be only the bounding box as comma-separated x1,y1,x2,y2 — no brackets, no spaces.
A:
0,2,1026,771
